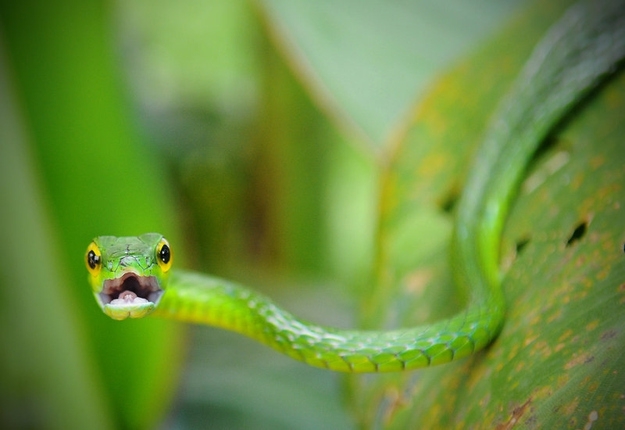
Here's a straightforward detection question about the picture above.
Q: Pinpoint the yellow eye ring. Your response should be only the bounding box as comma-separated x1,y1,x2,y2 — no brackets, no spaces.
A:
85,242,102,276
156,238,172,272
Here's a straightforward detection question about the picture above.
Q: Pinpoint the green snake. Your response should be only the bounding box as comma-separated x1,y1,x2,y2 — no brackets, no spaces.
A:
86,0,625,373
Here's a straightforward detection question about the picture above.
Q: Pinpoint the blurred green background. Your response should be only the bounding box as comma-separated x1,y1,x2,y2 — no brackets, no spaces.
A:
3,0,624,428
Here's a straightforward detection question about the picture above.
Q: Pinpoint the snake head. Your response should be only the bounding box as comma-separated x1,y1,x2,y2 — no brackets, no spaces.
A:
85,233,171,320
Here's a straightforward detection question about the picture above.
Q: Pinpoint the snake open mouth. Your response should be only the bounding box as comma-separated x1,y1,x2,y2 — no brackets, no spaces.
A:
98,272,164,307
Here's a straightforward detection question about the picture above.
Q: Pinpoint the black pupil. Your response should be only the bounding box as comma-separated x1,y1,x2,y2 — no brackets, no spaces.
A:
87,250,100,269
159,244,170,264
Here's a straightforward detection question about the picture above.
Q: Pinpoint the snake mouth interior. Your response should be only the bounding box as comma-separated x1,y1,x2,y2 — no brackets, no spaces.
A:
98,272,163,306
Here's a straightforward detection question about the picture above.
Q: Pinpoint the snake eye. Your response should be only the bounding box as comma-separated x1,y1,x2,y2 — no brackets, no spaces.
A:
85,242,102,276
156,238,172,272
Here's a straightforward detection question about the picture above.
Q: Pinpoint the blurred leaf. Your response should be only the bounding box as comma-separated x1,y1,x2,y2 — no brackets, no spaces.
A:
256,0,526,150
118,0,260,112
0,0,185,428
0,37,113,430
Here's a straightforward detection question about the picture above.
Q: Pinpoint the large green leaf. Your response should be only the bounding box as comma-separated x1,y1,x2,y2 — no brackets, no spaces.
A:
0,40,113,430
0,1,185,428
347,0,625,427
256,0,526,150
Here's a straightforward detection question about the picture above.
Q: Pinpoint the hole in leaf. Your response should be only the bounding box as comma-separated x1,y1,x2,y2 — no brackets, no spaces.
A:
566,222,587,247
515,236,531,255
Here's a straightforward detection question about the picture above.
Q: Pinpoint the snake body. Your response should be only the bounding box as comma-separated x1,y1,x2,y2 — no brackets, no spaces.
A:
86,0,625,372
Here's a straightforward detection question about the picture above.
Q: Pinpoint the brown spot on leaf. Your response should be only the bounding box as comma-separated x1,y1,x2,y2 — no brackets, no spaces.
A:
565,353,594,370
560,397,580,417
558,329,574,342
600,329,617,341
585,320,599,332
590,155,606,169
495,398,533,430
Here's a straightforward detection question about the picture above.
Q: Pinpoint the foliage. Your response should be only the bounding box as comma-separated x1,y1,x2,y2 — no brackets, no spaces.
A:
1,0,623,428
